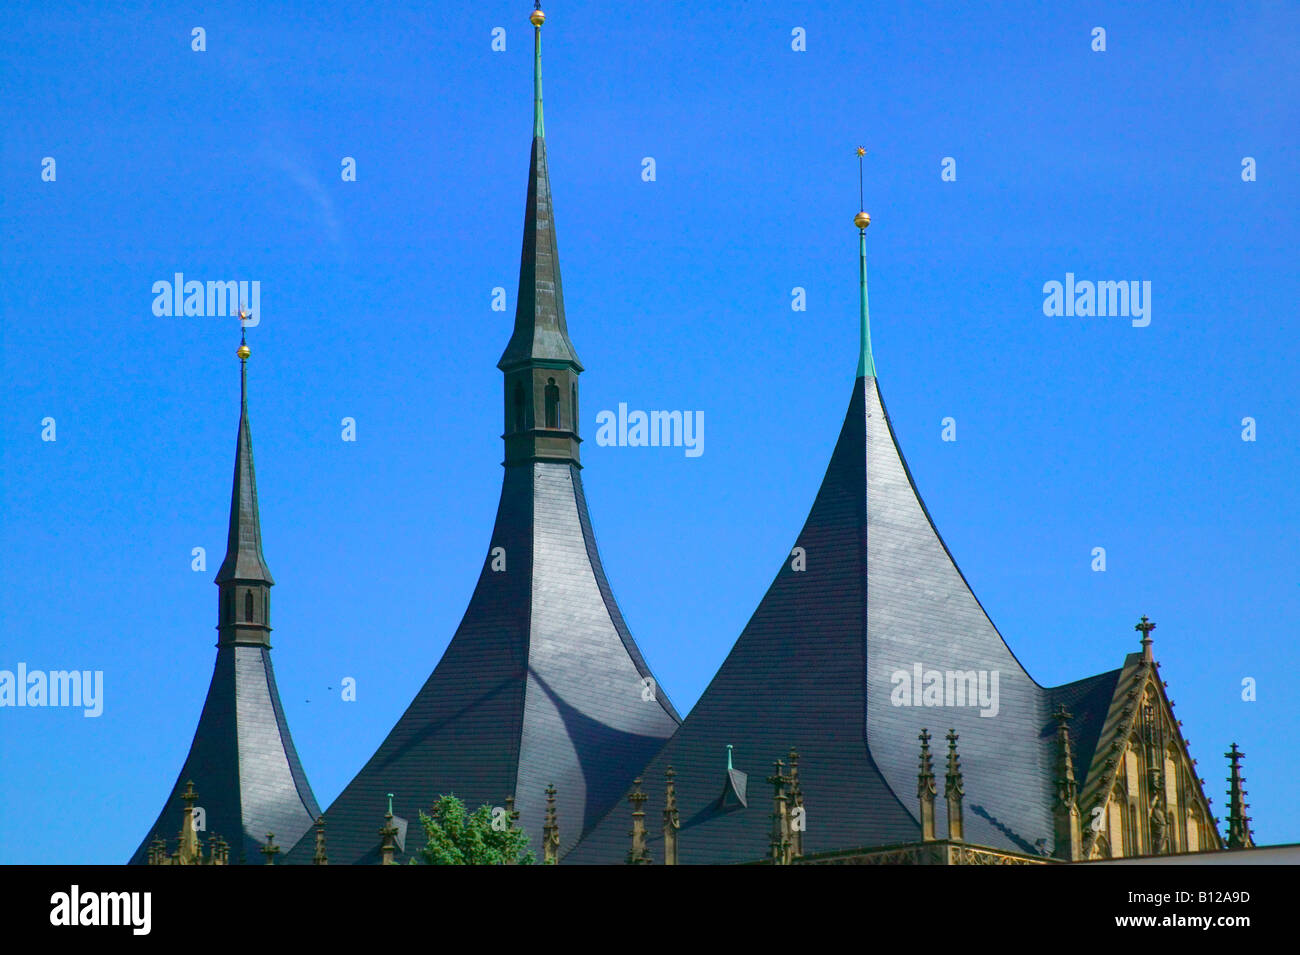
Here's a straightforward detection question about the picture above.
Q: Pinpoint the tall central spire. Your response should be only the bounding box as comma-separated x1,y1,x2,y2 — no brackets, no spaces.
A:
285,5,680,865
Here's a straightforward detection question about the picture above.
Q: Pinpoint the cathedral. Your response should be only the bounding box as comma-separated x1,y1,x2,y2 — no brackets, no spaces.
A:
134,5,1255,866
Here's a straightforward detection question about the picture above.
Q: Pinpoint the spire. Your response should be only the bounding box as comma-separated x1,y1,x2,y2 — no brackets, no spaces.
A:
531,4,545,138
917,729,937,842
944,729,964,842
379,794,398,866
1052,705,1083,861
215,307,274,648
177,781,201,864
1136,615,1156,664
626,778,650,865
787,748,804,860
767,758,791,865
260,833,279,865
854,146,876,379
1225,743,1254,849
718,744,748,809
542,784,560,864
312,816,328,865
662,767,680,865
131,316,321,865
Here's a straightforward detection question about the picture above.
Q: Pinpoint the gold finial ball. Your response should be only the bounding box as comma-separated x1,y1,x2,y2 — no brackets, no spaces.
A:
530,8,545,26
855,211,871,229
238,344,251,360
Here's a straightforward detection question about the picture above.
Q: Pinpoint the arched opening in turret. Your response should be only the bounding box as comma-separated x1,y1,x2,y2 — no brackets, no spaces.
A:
570,383,578,432
514,382,526,432
226,590,234,625
245,590,255,623
545,378,559,429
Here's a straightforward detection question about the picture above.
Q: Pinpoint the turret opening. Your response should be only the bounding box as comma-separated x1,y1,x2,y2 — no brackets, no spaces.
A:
545,378,559,429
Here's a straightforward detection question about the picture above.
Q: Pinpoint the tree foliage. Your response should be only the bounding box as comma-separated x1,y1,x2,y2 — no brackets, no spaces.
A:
414,794,535,865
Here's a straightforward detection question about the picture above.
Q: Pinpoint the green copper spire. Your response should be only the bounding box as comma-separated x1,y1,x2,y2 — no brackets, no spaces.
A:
855,146,876,379
531,4,545,138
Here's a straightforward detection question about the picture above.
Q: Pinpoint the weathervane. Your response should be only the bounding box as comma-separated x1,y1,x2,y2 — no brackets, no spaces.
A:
855,146,870,230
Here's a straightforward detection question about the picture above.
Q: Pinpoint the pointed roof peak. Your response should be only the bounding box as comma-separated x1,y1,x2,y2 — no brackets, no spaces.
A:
215,313,273,586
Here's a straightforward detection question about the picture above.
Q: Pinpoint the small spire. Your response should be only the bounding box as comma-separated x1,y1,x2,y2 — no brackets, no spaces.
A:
542,783,560,864
626,778,650,865
504,793,520,829
530,4,546,139
663,766,680,866
215,305,274,622
767,759,791,865
1052,705,1082,860
854,146,876,379
718,744,748,809
260,833,279,865
1225,743,1254,849
312,816,328,865
178,781,200,864
787,748,804,860
944,729,964,842
379,794,398,865
917,729,937,842
1136,615,1156,663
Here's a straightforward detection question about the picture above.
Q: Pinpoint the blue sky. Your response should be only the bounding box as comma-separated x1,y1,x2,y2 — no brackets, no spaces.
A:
2,0,1296,863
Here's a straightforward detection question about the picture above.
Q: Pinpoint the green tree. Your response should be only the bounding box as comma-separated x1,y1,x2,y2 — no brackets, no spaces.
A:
414,795,535,865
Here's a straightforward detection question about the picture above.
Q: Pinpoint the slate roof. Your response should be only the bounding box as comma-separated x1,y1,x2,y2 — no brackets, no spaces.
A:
130,361,320,863
284,460,681,864
566,374,1125,864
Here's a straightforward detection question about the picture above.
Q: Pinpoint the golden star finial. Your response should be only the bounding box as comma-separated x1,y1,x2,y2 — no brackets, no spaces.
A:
856,146,865,157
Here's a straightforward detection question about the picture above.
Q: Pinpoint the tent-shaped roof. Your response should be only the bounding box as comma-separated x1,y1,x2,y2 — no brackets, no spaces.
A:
284,9,679,864
130,344,320,864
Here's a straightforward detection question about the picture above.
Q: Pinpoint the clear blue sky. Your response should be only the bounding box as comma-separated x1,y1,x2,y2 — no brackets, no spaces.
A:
2,0,1296,863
